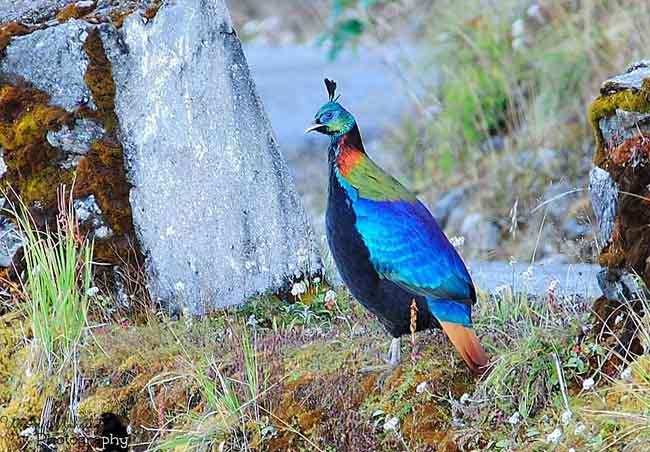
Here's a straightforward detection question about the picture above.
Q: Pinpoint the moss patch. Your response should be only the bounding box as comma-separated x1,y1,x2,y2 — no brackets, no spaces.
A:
587,79,650,167
83,28,118,133
0,22,30,54
56,2,96,22
0,83,74,209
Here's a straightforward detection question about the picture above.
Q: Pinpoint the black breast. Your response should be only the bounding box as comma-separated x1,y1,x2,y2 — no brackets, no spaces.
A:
325,147,437,337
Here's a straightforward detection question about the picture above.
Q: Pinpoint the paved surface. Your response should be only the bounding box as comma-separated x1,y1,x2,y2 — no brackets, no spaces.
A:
468,261,601,298
245,43,415,156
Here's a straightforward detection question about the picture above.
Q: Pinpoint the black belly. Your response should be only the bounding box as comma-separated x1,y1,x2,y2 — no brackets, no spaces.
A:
326,172,438,337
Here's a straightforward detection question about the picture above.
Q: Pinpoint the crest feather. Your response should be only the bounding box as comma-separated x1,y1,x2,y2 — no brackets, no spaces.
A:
324,78,337,101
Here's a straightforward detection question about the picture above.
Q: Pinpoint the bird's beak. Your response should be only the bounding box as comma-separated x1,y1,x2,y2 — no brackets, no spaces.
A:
305,123,326,134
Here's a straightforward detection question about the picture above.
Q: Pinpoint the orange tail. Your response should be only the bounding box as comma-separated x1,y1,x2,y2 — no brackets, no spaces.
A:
440,322,488,374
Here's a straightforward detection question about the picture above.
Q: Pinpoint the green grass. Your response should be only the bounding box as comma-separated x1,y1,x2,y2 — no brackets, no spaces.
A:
4,187,93,372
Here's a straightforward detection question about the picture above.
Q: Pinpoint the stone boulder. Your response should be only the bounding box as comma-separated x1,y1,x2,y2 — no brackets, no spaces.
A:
0,0,320,312
588,61,650,364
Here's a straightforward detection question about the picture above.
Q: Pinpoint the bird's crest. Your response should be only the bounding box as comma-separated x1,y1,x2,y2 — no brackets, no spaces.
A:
324,78,340,102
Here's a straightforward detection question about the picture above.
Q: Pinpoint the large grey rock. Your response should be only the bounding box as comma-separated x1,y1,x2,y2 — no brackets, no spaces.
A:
589,166,618,246
103,0,320,312
0,19,93,111
601,60,650,94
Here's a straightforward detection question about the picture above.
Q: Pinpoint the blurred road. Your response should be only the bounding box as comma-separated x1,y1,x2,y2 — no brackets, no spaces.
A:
245,43,414,156
468,261,601,298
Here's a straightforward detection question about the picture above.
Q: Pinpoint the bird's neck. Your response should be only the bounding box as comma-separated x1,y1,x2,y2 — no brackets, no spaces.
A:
329,124,366,176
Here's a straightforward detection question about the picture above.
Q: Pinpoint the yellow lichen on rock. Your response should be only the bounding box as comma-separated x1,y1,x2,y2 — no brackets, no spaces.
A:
0,22,30,54
587,79,650,167
56,2,96,22
83,28,118,132
0,373,54,451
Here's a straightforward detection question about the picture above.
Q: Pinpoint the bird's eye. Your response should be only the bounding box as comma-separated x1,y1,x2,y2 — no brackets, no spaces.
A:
321,112,334,122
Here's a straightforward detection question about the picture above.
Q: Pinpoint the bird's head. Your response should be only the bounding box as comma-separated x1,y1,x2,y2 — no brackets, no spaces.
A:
306,79,356,137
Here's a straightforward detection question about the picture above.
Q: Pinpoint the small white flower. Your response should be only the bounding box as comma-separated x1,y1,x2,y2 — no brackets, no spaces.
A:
621,367,633,382
574,422,586,435
561,410,572,425
416,381,428,394
508,412,520,425
569,448,576,452
86,286,100,297
582,377,595,391
324,289,337,303
247,314,258,328
546,427,562,444
460,393,471,404
20,426,35,437
383,416,399,432
290,281,307,297
313,277,321,284
547,279,560,292
509,256,517,266
449,236,465,248
615,314,624,325
521,265,534,282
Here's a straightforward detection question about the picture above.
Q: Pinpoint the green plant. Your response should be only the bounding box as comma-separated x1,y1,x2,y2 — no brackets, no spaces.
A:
155,324,267,451
5,187,93,372
474,278,590,420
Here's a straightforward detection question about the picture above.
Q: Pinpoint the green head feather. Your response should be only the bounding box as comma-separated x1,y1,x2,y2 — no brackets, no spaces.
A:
309,79,356,137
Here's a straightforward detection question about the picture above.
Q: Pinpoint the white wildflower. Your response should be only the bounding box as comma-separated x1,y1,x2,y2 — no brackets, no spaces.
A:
582,377,595,391
614,314,624,325
86,286,100,297
621,366,633,382
561,410,572,425
324,289,337,303
20,426,35,437
574,422,586,435
508,412,521,425
521,265,534,282
546,427,562,444
569,448,576,452
313,277,321,284
290,281,307,297
416,381,428,394
383,416,399,432
547,279,560,292
247,314,258,328
449,236,465,248
460,393,471,404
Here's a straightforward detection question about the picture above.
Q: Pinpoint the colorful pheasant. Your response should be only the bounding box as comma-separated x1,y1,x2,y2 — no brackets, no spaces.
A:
307,79,488,372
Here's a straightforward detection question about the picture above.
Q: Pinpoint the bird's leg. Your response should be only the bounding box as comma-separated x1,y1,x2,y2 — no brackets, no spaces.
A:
387,337,401,367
